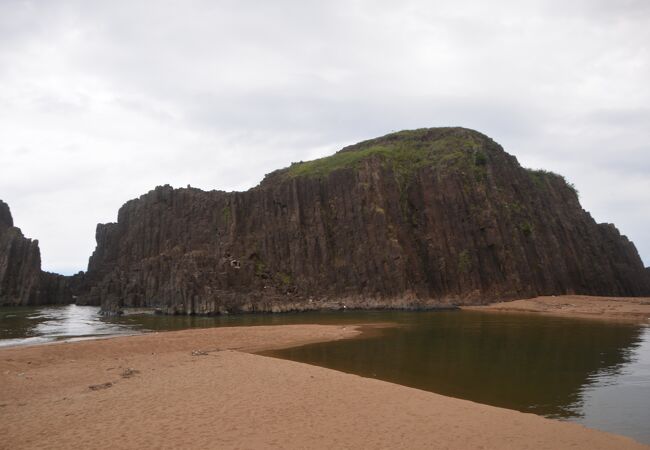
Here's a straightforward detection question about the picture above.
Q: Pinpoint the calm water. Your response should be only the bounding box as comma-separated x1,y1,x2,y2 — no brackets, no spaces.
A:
0,305,388,347
1,305,649,444
271,311,650,445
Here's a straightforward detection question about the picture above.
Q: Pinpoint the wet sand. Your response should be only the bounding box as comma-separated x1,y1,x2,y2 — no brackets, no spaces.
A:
463,295,650,323
1,323,647,449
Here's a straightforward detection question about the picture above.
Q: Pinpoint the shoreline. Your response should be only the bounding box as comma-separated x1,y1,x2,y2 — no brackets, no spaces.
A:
1,323,648,449
463,295,650,323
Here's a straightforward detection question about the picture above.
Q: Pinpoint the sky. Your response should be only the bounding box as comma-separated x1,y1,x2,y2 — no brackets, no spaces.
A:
0,0,648,274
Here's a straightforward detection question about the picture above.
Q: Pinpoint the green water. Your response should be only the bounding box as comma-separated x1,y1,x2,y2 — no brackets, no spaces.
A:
1,306,649,444
270,311,650,444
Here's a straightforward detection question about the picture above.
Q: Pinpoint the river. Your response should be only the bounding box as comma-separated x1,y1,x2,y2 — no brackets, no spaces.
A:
1,305,648,444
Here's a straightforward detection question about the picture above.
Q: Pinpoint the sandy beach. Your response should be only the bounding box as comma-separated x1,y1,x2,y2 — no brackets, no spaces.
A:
463,295,650,323
1,322,647,450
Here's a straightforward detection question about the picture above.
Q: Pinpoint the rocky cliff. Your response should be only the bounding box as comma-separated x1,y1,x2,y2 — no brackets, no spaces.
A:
0,200,75,306
74,127,650,314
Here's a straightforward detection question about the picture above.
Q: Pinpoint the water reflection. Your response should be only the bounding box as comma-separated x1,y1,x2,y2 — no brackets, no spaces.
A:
0,305,136,347
0,306,396,347
575,327,650,444
0,305,648,443
269,311,650,444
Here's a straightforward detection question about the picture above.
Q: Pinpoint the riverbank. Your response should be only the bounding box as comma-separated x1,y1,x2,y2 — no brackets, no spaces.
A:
1,324,647,449
463,295,650,323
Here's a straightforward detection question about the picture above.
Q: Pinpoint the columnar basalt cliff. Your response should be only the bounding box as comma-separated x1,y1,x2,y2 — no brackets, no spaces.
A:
0,200,74,306
73,128,650,314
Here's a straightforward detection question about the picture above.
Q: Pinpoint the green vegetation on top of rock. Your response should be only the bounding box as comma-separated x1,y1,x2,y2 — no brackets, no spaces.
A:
284,127,491,181
525,168,579,197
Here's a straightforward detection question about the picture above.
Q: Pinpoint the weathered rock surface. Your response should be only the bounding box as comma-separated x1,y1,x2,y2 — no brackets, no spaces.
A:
74,128,650,314
0,200,75,306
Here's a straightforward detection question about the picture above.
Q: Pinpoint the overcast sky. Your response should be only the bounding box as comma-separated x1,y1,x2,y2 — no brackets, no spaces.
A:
1,0,648,274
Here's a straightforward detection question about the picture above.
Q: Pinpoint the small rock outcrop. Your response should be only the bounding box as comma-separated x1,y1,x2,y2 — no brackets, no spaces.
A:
73,128,650,314
0,200,75,306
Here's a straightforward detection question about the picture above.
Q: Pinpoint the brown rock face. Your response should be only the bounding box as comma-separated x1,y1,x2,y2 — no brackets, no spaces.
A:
0,200,75,306
0,200,13,229
76,128,650,314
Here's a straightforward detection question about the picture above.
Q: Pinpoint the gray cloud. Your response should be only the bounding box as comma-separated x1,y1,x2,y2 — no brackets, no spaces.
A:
0,0,648,273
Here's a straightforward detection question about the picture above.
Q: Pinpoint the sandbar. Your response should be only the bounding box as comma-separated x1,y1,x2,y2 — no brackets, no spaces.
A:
463,295,650,323
2,323,648,449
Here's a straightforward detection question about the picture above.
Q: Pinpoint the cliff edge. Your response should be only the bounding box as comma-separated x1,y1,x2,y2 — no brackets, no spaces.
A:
74,127,650,314
0,200,74,306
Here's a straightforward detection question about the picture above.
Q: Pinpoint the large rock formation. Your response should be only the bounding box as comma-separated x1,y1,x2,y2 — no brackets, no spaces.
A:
75,128,650,314
0,200,74,306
